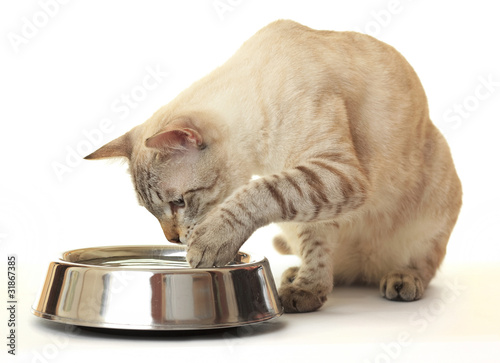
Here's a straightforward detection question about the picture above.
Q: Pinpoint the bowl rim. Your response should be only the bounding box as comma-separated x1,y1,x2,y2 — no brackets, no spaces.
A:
56,244,266,272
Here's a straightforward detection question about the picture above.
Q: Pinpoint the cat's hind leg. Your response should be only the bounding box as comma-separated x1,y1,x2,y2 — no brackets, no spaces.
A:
379,231,450,301
379,269,424,301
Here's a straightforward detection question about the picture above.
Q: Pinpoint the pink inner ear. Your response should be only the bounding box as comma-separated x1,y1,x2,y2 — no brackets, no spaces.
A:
182,128,203,146
145,128,203,152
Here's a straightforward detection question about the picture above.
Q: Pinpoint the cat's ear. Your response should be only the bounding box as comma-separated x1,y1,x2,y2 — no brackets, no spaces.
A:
84,132,132,160
145,127,204,153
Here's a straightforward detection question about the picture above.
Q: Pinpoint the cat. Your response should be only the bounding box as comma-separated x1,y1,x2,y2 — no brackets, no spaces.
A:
85,20,462,313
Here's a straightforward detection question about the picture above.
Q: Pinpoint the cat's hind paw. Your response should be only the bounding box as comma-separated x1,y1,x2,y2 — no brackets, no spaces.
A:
380,270,424,301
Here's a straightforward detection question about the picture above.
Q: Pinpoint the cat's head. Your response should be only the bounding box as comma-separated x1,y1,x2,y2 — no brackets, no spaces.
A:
85,114,246,244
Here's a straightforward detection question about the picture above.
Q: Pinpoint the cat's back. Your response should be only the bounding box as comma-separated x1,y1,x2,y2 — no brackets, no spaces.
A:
238,21,460,213
236,19,417,87
234,20,430,160
230,20,427,123
175,19,425,130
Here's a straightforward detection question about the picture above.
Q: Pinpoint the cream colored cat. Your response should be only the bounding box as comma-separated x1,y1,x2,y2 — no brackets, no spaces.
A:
85,20,462,313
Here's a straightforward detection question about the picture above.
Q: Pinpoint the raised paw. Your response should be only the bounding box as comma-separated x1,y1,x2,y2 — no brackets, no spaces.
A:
186,238,237,268
186,204,254,268
279,284,326,313
380,270,424,301
186,222,240,268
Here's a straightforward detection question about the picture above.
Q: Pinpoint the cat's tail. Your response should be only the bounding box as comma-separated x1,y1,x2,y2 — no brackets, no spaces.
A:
273,235,293,255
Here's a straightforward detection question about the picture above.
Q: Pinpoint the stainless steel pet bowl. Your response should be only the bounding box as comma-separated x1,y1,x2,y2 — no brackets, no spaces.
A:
31,245,283,330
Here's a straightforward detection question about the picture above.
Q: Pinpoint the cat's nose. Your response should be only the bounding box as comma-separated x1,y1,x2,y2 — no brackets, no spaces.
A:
158,220,182,244
163,229,181,244
166,233,182,244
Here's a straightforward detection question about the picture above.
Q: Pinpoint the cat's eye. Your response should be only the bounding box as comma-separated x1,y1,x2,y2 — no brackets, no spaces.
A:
170,198,185,208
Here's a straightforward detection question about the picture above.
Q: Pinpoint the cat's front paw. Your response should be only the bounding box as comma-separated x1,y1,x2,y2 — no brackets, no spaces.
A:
186,235,237,268
280,266,299,287
186,210,250,268
279,284,326,313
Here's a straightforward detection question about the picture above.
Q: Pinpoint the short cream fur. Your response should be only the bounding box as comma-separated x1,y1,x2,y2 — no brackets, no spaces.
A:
86,20,462,313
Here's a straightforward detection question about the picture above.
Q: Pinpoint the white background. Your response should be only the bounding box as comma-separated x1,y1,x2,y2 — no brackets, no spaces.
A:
1,1,499,362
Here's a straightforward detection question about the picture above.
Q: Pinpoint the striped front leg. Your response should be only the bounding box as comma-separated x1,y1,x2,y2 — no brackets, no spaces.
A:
279,225,337,312
187,156,367,268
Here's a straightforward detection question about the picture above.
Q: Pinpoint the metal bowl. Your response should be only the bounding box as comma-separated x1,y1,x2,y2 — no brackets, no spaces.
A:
31,245,283,330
